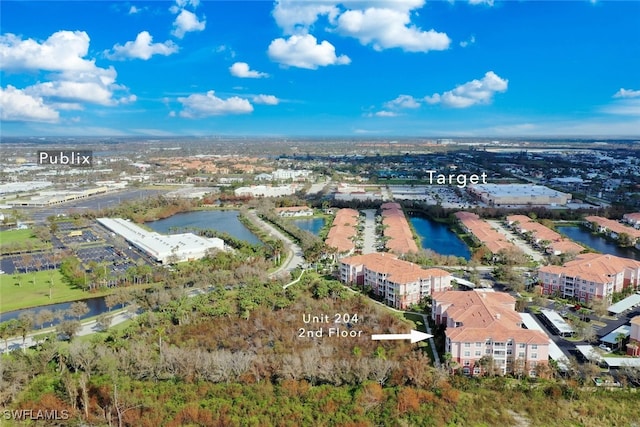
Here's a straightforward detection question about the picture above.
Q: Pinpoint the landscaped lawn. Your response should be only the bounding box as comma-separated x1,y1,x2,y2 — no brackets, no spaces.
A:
0,229,37,245
0,269,108,313
403,312,437,363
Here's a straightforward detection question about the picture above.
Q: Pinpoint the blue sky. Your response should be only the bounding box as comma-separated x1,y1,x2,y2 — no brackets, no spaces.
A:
1,0,639,138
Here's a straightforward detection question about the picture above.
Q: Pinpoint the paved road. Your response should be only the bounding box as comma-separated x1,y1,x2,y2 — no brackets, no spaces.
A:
1,309,137,354
245,210,304,275
361,209,377,254
22,189,166,223
487,220,545,263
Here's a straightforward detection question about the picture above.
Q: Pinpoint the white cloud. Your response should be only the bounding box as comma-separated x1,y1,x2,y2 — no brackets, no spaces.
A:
602,99,640,116
25,81,115,106
272,1,450,53
368,110,398,117
1,31,103,73
0,85,59,122
178,90,253,117
613,88,640,99
252,94,279,105
273,0,340,34
469,0,494,6
229,62,269,78
268,33,350,69
216,44,236,58
106,31,178,60
0,30,130,113
336,7,450,52
425,71,508,108
128,5,140,14
385,94,421,109
459,35,476,48
172,9,206,38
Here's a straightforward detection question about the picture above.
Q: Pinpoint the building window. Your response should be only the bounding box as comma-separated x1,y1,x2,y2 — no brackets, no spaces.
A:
518,352,525,358
464,343,471,348
532,353,537,359
475,351,481,356
464,351,470,357
464,360,471,367
476,342,482,347
531,345,538,350
519,343,526,348
507,349,513,355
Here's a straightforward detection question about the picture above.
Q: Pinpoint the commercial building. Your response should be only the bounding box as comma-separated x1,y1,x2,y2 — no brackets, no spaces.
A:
10,186,109,207
271,169,312,181
97,218,224,264
538,253,640,303
275,206,314,217
432,290,549,376
340,253,451,309
234,184,299,198
468,184,571,206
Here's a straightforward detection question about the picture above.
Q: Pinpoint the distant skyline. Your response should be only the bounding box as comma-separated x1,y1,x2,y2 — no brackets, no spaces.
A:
1,0,639,138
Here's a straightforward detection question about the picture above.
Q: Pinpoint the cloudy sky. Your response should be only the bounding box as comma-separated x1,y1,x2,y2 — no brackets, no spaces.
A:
1,0,639,137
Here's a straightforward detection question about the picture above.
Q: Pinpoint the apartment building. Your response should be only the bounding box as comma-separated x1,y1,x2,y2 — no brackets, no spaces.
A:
585,216,640,245
433,290,549,376
627,316,640,357
340,253,451,309
538,253,640,303
326,208,360,257
454,212,517,255
505,215,583,255
623,212,640,229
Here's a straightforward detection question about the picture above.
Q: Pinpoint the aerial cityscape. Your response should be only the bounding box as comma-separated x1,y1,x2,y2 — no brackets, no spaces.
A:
1,1,640,426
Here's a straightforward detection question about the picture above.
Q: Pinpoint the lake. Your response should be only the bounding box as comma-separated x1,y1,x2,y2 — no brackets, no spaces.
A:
290,217,325,235
1,296,107,324
146,210,260,245
557,225,640,261
410,216,471,260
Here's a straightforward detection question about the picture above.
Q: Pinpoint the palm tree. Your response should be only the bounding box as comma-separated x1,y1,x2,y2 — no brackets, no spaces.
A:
615,333,626,351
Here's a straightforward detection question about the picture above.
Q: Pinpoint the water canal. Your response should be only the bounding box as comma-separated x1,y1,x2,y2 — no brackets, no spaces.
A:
146,210,260,244
557,225,640,261
290,217,325,236
409,216,471,260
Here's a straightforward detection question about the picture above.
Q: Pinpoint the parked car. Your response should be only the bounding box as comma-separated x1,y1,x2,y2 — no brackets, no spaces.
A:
598,344,612,353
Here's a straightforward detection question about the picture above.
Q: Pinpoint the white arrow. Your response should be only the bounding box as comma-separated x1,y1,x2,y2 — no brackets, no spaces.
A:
371,330,433,344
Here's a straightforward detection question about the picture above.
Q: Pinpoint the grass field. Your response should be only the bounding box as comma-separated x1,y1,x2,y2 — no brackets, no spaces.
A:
0,269,109,313
0,229,37,245
403,312,438,363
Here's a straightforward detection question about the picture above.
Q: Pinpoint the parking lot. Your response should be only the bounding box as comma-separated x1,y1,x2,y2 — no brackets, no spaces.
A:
1,251,61,275
76,245,137,274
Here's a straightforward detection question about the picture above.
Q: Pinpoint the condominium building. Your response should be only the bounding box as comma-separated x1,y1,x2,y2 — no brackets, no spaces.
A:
433,290,549,376
627,316,640,357
505,215,583,255
538,253,640,303
340,253,451,309
454,211,518,255
325,209,360,256
623,213,640,229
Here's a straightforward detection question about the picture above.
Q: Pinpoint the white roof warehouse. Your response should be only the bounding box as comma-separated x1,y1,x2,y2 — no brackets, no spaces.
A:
97,218,224,264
